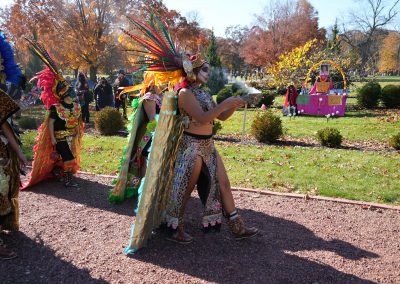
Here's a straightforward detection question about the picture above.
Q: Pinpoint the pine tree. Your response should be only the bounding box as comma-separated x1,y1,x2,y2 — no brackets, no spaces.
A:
206,30,221,67
328,19,340,53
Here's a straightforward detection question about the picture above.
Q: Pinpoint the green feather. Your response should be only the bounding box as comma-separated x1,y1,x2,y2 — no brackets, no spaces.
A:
155,16,177,54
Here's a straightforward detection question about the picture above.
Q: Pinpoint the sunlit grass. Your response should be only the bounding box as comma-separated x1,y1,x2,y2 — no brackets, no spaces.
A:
20,131,400,204
18,77,400,205
219,108,400,142
21,130,126,175
217,142,400,205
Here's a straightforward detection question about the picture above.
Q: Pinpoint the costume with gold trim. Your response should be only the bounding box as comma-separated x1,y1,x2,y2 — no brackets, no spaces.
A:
109,72,163,203
0,91,21,231
22,39,83,189
118,16,212,254
0,33,23,230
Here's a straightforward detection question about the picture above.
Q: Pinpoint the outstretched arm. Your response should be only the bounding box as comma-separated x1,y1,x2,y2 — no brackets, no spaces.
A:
217,107,238,121
179,89,244,124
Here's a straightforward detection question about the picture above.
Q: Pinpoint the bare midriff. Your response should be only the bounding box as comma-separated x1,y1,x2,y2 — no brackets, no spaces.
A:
184,120,213,136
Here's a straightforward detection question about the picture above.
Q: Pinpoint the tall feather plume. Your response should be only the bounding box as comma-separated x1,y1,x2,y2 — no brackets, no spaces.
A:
30,68,59,109
25,38,63,109
25,37,60,76
122,15,182,73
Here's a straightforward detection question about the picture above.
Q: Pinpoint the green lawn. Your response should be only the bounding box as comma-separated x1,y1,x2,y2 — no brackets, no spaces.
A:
17,77,400,205
21,130,126,175
219,108,400,142
20,132,400,205
218,142,400,204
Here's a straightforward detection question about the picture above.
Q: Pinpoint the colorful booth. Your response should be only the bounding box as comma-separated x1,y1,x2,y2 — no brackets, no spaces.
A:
297,60,348,117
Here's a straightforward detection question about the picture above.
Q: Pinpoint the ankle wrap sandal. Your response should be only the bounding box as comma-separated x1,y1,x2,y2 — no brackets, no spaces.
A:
166,225,193,244
227,215,259,240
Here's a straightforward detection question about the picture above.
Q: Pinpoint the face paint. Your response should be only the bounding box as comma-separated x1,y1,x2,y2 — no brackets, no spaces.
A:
197,64,210,84
201,66,209,73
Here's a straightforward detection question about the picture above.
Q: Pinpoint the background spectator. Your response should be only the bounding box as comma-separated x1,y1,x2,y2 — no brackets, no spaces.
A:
114,69,130,119
94,77,114,110
75,72,93,123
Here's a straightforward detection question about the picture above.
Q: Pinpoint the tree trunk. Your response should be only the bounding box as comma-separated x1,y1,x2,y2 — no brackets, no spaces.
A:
73,69,79,79
89,66,97,83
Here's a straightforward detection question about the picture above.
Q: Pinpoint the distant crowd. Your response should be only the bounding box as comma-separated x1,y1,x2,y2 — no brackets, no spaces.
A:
23,69,132,122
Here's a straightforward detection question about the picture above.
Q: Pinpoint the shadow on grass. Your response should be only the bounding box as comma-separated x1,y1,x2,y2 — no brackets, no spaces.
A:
215,135,395,154
129,197,379,283
372,77,400,82
0,231,107,283
345,112,387,118
215,135,322,150
23,177,137,217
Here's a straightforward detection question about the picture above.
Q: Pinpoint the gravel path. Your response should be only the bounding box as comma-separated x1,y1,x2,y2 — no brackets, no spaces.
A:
1,173,399,283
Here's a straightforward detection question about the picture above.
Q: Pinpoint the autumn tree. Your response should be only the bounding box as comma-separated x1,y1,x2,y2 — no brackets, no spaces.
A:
1,0,128,80
126,0,208,52
267,39,320,88
0,0,60,69
378,32,400,73
267,38,352,88
217,25,248,74
25,31,44,79
56,0,118,80
0,0,219,81
240,0,325,67
341,0,400,75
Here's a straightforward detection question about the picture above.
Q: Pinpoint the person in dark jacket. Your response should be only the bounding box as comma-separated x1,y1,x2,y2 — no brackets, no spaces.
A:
75,72,92,123
114,70,130,119
94,77,114,110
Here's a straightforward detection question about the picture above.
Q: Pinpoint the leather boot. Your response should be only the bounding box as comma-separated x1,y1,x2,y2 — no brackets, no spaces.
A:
227,215,258,240
64,172,79,188
52,166,64,182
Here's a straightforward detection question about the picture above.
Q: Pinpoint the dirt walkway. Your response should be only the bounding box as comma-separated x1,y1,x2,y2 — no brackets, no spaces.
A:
1,174,399,283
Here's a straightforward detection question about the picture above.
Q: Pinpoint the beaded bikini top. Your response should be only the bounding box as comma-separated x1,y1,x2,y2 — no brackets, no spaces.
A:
180,86,216,128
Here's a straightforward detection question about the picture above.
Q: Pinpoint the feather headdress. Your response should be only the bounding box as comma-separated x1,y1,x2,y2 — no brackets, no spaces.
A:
25,38,70,109
0,32,22,86
119,15,208,95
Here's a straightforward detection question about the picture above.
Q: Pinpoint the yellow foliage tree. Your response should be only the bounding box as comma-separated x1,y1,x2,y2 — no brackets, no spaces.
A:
267,39,352,89
267,39,320,88
378,32,400,73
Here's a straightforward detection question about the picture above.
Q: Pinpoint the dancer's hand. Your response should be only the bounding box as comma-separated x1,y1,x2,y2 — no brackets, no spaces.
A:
51,136,57,146
222,97,245,109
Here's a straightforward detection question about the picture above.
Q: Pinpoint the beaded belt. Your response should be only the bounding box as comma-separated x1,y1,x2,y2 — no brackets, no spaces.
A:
54,130,74,140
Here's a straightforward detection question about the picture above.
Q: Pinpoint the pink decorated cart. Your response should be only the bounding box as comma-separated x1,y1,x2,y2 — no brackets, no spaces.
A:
296,60,348,117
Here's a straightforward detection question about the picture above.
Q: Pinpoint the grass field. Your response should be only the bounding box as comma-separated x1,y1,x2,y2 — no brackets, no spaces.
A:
20,131,400,205
18,77,400,205
220,108,400,142
219,142,400,204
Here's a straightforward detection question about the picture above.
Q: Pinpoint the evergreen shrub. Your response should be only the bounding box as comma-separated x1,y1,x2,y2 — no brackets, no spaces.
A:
251,111,283,143
389,133,400,150
94,107,124,135
206,67,226,95
316,127,343,148
216,86,233,104
256,90,275,108
17,116,37,130
381,85,400,108
357,82,381,108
